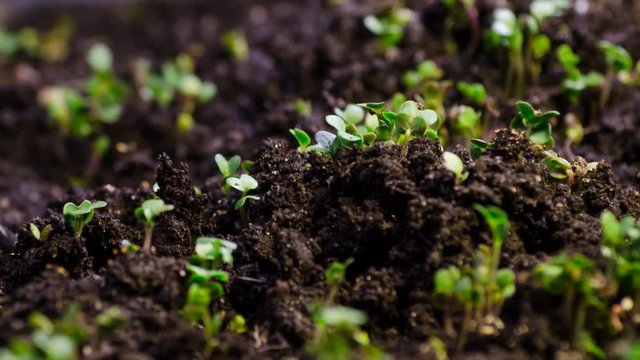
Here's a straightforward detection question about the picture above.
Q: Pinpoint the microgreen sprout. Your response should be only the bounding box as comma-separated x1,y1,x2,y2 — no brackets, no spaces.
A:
214,153,242,194
542,150,573,182
184,236,238,355
457,81,487,105
29,223,53,242
598,40,633,107
442,152,468,183
294,98,312,117
470,138,492,159
556,44,604,103
290,128,312,151
220,30,250,61
403,60,444,90
451,105,482,140
325,258,353,305
226,174,260,210
63,200,107,236
363,3,413,50
134,199,175,251
511,101,559,149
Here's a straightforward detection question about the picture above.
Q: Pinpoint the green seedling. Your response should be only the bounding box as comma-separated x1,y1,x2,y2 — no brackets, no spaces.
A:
306,304,383,360
534,254,606,357
184,236,237,355
363,3,413,50
442,152,468,183
228,314,247,334
598,40,633,107
226,174,260,210
86,43,129,125
290,128,312,151
0,18,73,62
556,44,604,103
457,81,487,105
29,223,53,242
325,258,353,305
63,200,107,236
511,101,559,149
470,138,492,159
403,60,444,90
451,105,482,140
214,153,242,194
134,199,175,251
0,305,87,360
294,98,312,117
220,30,250,61
542,150,573,182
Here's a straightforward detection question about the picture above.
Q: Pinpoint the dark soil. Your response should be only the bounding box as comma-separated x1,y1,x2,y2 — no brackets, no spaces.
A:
1,0,640,359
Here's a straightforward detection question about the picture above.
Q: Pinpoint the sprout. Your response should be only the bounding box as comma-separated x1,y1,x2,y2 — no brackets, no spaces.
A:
134,199,175,251
325,258,353,304
226,174,260,210
598,40,633,107
289,128,312,151
556,44,604,102
457,81,487,105
294,98,312,117
220,30,250,61
63,200,107,236
542,150,573,182
403,60,444,89
442,152,468,183
214,154,241,179
29,223,53,242
452,105,482,140
228,315,247,334
87,43,113,73
363,4,413,50
470,138,492,159
511,101,559,149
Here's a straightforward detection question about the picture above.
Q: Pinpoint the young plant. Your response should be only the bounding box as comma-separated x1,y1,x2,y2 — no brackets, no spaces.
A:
451,105,482,140
598,40,633,107
63,200,107,236
226,174,260,210
556,44,604,103
403,60,444,90
29,223,53,242
220,30,250,61
363,3,413,50
457,81,487,105
511,101,559,149
325,258,353,305
442,152,468,183
294,98,312,117
290,128,312,151
134,199,175,251
442,0,480,54
470,138,492,159
214,153,241,194
184,236,238,356
542,150,573,182
534,254,606,357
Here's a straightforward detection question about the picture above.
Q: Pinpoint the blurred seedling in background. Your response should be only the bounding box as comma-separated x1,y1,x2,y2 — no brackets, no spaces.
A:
442,0,480,55
363,2,413,51
220,30,250,61
140,53,216,157
0,17,73,63
402,60,450,119
456,81,487,105
450,105,482,141
556,44,604,105
134,199,175,251
432,205,515,351
598,40,633,108
63,200,107,236
39,43,129,184
184,236,237,356
294,98,312,117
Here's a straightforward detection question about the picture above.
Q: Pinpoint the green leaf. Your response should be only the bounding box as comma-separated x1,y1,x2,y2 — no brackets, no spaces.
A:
516,101,536,122
318,306,367,327
134,199,174,227
226,174,258,193
87,43,113,73
325,258,353,286
289,128,312,150
470,138,492,159
357,102,386,114
473,204,510,246
326,115,346,132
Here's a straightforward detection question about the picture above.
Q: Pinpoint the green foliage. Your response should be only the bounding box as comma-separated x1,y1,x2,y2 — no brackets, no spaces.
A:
29,223,53,242
228,315,247,334
290,128,312,151
599,40,633,74
306,303,384,360
294,98,312,116
220,30,249,61
0,18,73,62
556,43,604,99
214,154,241,179
600,211,640,300
511,101,558,148
452,105,482,140
184,236,238,355
457,81,487,105
134,199,174,228
135,199,174,251
0,306,87,360
363,4,413,50
226,174,260,210
470,138,492,159
85,43,130,125
63,200,107,236
542,150,573,181
403,60,444,89
442,152,468,183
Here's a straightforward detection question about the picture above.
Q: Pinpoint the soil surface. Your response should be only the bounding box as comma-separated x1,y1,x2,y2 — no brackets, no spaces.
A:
1,0,640,359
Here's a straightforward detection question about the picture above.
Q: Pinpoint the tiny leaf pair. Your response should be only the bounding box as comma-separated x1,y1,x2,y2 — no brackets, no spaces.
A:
63,200,107,236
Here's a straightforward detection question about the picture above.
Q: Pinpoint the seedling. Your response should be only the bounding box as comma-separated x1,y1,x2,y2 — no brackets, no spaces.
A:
228,315,247,334
184,236,237,355
442,0,480,54
226,174,260,210
214,153,242,194
294,98,312,117
0,18,73,62
598,40,633,107
542,150,573,182
325,258,353,304
451,105,482,140
29,223,53,242
511,101,559,149
556,44,604,103
220,30,249,61
470,138,492,159
534,254,605,356
290,128,312,151
363,3,413,50
63,200,107,236
403,60,444,90
442,152,468,183
457,81,487,105
134,199,175,251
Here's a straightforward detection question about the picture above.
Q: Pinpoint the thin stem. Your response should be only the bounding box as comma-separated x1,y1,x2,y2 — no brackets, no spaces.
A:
143,225,154,251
